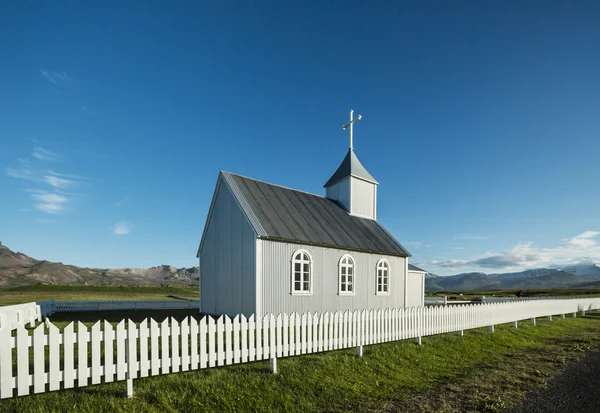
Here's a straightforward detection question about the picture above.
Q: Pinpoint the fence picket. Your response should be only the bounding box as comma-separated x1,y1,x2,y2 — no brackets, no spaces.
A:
0,327,10,399
233,315,241,364
225,316,233,365
78,322,89,387
277,314,283,358
64,323,75,389
295,313,302,356
33,324,45,393
48,322,60,391
282,313,289,357
306,313,312,353
117,321,127,380
248,315,255,361
200,316,208,368
161,319,170,374
255,314,262,361
91,322,102,384
312,312,319,353
104,321,115,382
171,318,180,373
190,317,199,370
263,314,270,359
139,319,149,377
150,319,159,376
127,320,138,380
17,327,29,396
216,316,225,366
181,318,189,371
241,315,248,362
301,313,308,354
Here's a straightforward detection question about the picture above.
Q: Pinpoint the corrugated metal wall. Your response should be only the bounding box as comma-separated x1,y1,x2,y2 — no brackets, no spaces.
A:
406,272,425,307
351,177,376,219
325,178,351,212
258,240,408,317
200,180,256,317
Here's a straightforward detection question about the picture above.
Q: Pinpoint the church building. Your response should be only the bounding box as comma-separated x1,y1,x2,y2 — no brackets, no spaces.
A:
197,111,425,317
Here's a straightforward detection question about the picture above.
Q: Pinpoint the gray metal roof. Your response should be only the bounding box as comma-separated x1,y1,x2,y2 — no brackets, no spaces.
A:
323,149,378,187
221,171,410,258
408,264,426,272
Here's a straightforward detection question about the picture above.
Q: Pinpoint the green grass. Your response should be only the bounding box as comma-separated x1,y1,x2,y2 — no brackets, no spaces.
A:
0,285,198,306
2,314,600,412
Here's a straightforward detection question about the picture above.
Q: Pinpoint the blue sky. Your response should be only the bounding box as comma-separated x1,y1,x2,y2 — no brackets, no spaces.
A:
1,1,599,275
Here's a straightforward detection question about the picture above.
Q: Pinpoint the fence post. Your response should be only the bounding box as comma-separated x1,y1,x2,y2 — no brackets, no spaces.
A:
489,325,494,333
561,314,565,319
356,312,363,357
581,309,586,316
270,357,277,374
512,321,518,329
415,336,422,345
572,312,576,318
547,315,552,321
458,330,464,337
125,325,134,398
531,318,536,326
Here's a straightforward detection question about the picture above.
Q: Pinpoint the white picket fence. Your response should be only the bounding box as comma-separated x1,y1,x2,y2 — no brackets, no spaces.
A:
0,302,42,331
1,298,600,400
39,299,200,317
481,296,568,303
424,296,447,305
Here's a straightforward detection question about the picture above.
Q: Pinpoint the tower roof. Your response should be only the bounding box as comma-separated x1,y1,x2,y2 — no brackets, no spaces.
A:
324,149,378,188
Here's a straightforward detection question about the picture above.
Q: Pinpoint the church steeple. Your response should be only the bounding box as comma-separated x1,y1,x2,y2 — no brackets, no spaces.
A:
324,110,378,220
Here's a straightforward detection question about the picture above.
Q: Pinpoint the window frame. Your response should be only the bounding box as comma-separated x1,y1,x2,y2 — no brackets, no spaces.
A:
375,259,390,296
290,249,313,296
338,254,356,296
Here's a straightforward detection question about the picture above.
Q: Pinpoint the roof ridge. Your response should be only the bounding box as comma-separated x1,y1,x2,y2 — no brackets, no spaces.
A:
221,170,328,199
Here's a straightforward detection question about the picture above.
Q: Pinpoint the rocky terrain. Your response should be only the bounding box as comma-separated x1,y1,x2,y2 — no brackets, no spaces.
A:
0,243,199,287
425,265,600,292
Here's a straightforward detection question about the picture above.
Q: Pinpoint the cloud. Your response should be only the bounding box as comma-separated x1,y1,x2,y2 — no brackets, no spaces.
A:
40,69,75,88
406,241,432,249
453,235,488,240
32,147,59,161
422,231,600,273
113,222,132,235
28,190,69,214
112,197,131,207
7,147,86,213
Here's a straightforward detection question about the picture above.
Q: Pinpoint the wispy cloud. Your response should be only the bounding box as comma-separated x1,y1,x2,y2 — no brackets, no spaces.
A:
113,222,132,235
453,235,488,241
112,197,131,207
7,147,86,214
422,231,600,272
406,241,432,249
32,147,59,161
27,190,69,214
40,69,75,88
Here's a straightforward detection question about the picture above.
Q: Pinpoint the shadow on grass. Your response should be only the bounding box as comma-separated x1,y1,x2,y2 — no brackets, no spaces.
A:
49,309,204,323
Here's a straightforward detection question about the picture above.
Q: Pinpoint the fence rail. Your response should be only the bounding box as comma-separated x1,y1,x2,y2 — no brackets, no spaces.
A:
39,299,200,318
1,298,600,400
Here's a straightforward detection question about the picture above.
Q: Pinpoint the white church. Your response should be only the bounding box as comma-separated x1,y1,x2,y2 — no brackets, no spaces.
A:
197,111,426,317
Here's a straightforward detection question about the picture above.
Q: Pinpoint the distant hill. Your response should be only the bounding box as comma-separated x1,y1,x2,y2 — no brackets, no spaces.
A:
426,265,600,292
0,243,199,287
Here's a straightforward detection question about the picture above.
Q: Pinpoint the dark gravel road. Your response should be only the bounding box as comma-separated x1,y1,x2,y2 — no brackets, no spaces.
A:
507,349,600,413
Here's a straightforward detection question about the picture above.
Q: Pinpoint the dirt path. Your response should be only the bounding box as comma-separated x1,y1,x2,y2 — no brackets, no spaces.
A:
507,348,600,413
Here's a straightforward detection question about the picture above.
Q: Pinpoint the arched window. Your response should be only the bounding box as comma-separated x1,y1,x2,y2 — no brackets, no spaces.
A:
339,254,355,295
291,250,312,295
376,259,390,295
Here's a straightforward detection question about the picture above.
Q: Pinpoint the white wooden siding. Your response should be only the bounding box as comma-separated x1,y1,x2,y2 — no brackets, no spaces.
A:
257,240,406,317
406,271,425,307
350,177,376,219
200,179,256,317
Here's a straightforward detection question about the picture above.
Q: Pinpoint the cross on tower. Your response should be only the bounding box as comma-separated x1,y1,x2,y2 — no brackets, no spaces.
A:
341,109,362,150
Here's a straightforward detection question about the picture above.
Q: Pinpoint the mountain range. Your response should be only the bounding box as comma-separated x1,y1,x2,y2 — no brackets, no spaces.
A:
0,243,199,287
426,265,600,292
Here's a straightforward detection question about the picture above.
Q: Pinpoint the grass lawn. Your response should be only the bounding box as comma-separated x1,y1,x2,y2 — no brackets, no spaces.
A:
1,313,600,412
0,285,198,306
